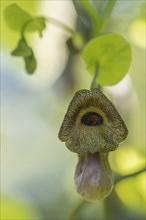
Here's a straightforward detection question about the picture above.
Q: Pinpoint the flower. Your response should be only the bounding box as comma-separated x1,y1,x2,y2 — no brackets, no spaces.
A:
75,152,113,201
58,88,128,154
58,88,129,201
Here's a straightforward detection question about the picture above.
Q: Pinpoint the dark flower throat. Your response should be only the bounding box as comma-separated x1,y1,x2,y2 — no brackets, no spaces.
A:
81,112,103,126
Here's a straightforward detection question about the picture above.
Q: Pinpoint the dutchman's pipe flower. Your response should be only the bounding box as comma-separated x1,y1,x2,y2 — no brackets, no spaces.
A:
58,88,128,201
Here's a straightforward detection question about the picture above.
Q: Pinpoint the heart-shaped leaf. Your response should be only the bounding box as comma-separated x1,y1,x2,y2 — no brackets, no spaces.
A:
25,16,46,37
4,4,32,31
82,33,132,86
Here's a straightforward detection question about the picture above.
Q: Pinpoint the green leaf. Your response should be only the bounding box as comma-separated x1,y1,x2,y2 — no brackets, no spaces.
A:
4,4,32,31
11,38,37,74
11,38,32,57
25,16,46,37
4,4,46,37
24,53,37,74
82,33,132,86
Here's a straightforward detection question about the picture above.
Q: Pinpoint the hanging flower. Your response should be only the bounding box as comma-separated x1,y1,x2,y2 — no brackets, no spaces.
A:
58,88,128,154
75,152,113,201
58,88,128,201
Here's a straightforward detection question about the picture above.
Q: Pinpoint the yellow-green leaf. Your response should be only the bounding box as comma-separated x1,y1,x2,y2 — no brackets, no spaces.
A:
25,16,46,37
11,38,37,74
82,33,132,86
4,4,32,32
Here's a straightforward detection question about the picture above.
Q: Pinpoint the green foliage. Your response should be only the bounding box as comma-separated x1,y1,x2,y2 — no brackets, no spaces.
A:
73,0,117,38
25,16,46,37
1,0,39,49
4,4,46,74
82,33,132,86
80,0,101,28
4,4,32,32
4,1,132,86
11,38,32,57
72,0,92,34
4,4,46,36
24,53,37,74
11,38,36,74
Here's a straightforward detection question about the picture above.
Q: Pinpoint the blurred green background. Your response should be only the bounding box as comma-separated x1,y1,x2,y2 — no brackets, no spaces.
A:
1,0,145,219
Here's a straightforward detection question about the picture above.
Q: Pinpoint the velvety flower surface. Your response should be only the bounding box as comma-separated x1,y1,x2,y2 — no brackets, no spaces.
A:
58,88,128,154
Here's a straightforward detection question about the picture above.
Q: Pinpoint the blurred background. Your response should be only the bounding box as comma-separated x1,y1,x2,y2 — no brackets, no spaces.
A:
1,0,145,219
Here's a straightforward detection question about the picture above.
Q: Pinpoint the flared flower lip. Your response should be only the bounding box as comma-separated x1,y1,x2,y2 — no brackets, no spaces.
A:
58,88,128,153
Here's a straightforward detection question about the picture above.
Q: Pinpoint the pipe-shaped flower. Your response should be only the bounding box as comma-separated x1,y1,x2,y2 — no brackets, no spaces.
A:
75,152,113,201
58,88,128,154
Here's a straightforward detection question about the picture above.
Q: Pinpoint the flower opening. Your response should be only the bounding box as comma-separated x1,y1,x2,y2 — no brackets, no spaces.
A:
58,88,128,154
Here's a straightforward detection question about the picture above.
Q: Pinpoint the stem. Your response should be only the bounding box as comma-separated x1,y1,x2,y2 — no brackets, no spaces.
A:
90,64,99,89
66,200,87,220
46,16,75,35
115,167,146,184
81,0,101,36
99,0,117,32
21,16,76,39
103,167,146,219
21,18,34,38
81,0,101,27
89,0,117,89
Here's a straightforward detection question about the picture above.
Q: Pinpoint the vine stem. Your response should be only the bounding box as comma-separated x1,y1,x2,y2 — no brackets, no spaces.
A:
115,167,146,184
21,18,34,39
66,200,87,220
46,16,75,35
89,0,117,89
81,0,101,28
103,167,146,219
90,64,99,90
21,16,76,39
99,0,117,32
